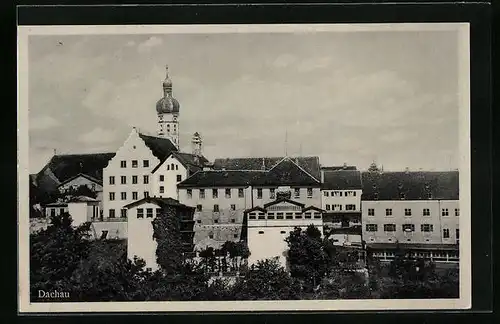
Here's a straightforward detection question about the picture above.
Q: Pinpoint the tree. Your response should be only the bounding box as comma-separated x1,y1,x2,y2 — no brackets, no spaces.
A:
231,258,300,300
285,225,327,289
152,205,184,274
30,212,92,301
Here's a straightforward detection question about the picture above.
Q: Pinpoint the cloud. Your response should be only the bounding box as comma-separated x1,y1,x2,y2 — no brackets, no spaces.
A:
137,36,163,53
29,116,60,131
79,128,118,145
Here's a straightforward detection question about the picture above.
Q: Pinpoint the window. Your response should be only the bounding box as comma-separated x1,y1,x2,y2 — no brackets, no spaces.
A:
333,204,342,211
59,208,65,214
120,209,127,218
384,224,396,232
294,188,300,198
325,204,331,211
225,188,231,198
159,175,164,182
196,204,202,212
159,186,164,194
132,192,138,200
324,191,329,197
277,212,284,219
146,208,153,218
238,188,244,198
177,175,182,182
307,188,313,198
109,192,115,201
443,228,450,238
167,165,170,170
50,208,55,217
209,233,214,239
132,160,138,168
353,191,357,197
268,213,275,219
187,189,192,199
286,212,293,219
231,218,236,223
171,163,174,170
402,224,415,232
144,191,149,198
257,188,263,199
214,219,220,224
213,204,219,212
175,165,179,171
109,176,115,185
230,204,236,211
456,229,460,239
143,160,149,167
233,234,238,239
421,224,434,232
455,208,460,216
137,208,144,218
346,204,356,211
199,189,205,199
366,224,378,232
132,176,138,184
405,208,412,216
399,192,406,199
368,208,375,216
121,192,127,200
269,188,275,199
121,176,126,184
156,209,162,217
423,208,430,216
120,161,126,168
258,231,264,234
249,213,256,220
196,219,201,224
143,175,149,184
258,213,266,220
109,209,115,218
442,208,449,216
313,213,321,219
211,189,218,198
280,231,286,234
385,208,393,216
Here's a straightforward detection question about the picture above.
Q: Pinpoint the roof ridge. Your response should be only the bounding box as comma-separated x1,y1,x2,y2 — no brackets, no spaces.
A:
269,156,320,183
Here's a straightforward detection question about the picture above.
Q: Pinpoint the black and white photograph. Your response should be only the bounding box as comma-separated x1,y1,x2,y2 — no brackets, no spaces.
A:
18,23,471,312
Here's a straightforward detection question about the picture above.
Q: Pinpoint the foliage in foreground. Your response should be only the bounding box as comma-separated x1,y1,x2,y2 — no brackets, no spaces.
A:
30,215,459,301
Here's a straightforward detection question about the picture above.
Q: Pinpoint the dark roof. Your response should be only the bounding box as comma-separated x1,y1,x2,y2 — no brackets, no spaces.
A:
178,170,265,188
361,171,459,201
152,151,209,173
321,165,357,171
124,197,194,210
178,157,320,188
251,158,320,187
138,133,178,162
57,173,103,187
322,170,362,190
213,156,321,180
323,212,362,222
43,153,115,183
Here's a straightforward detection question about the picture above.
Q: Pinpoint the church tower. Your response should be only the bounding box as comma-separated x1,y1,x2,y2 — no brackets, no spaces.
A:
192,132,203,156
156,65,180,148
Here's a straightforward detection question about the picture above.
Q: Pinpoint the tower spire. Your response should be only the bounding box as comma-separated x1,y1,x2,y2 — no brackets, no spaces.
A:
162,64,173,97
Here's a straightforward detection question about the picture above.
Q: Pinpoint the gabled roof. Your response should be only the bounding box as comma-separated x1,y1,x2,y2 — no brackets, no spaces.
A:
151,151,209,173
124,197,195,210
213,156,321,180
302,206,324,213
252,157,320,187
39,152,115,184
263,198,305,208
243,206,267,214
361,171,459,201
177,170,266,188
138,133,178,162
57,173,103,187
322,170,362,190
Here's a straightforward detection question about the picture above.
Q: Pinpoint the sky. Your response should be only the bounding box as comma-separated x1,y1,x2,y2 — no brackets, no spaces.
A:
27,29,461,173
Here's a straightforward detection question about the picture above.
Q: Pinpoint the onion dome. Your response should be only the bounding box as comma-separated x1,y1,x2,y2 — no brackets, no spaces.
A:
156,96,180,114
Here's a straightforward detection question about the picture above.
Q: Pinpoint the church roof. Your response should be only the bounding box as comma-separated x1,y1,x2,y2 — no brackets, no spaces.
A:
39,152,115,184
138,133,178,161
322,170,362,190
213,156,321,181
251,157,320,187
361,171,459,201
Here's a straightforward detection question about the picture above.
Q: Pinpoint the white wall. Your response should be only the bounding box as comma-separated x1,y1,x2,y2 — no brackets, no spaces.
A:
59,176,103,193
102,128,160,220
151,155,187,200
321,189,362,212
127,202,160,271
67,202,88,227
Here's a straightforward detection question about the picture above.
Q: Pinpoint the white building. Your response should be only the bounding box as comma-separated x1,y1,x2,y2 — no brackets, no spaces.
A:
124,197,196,271
244,194,324,269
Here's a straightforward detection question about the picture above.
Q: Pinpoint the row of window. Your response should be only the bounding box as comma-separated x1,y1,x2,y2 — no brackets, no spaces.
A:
206,233,239,239
186,188,314,199
258,230,288,235
325,204,356,211
368,208,460,217
120,160,150,168
108,208,128,218
248,212,322,220
136,208,162,218
109,191,149,201
365,223,459,237
109,174,183,185
200,204,238,212
323,190,357,197
196,218,237,224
